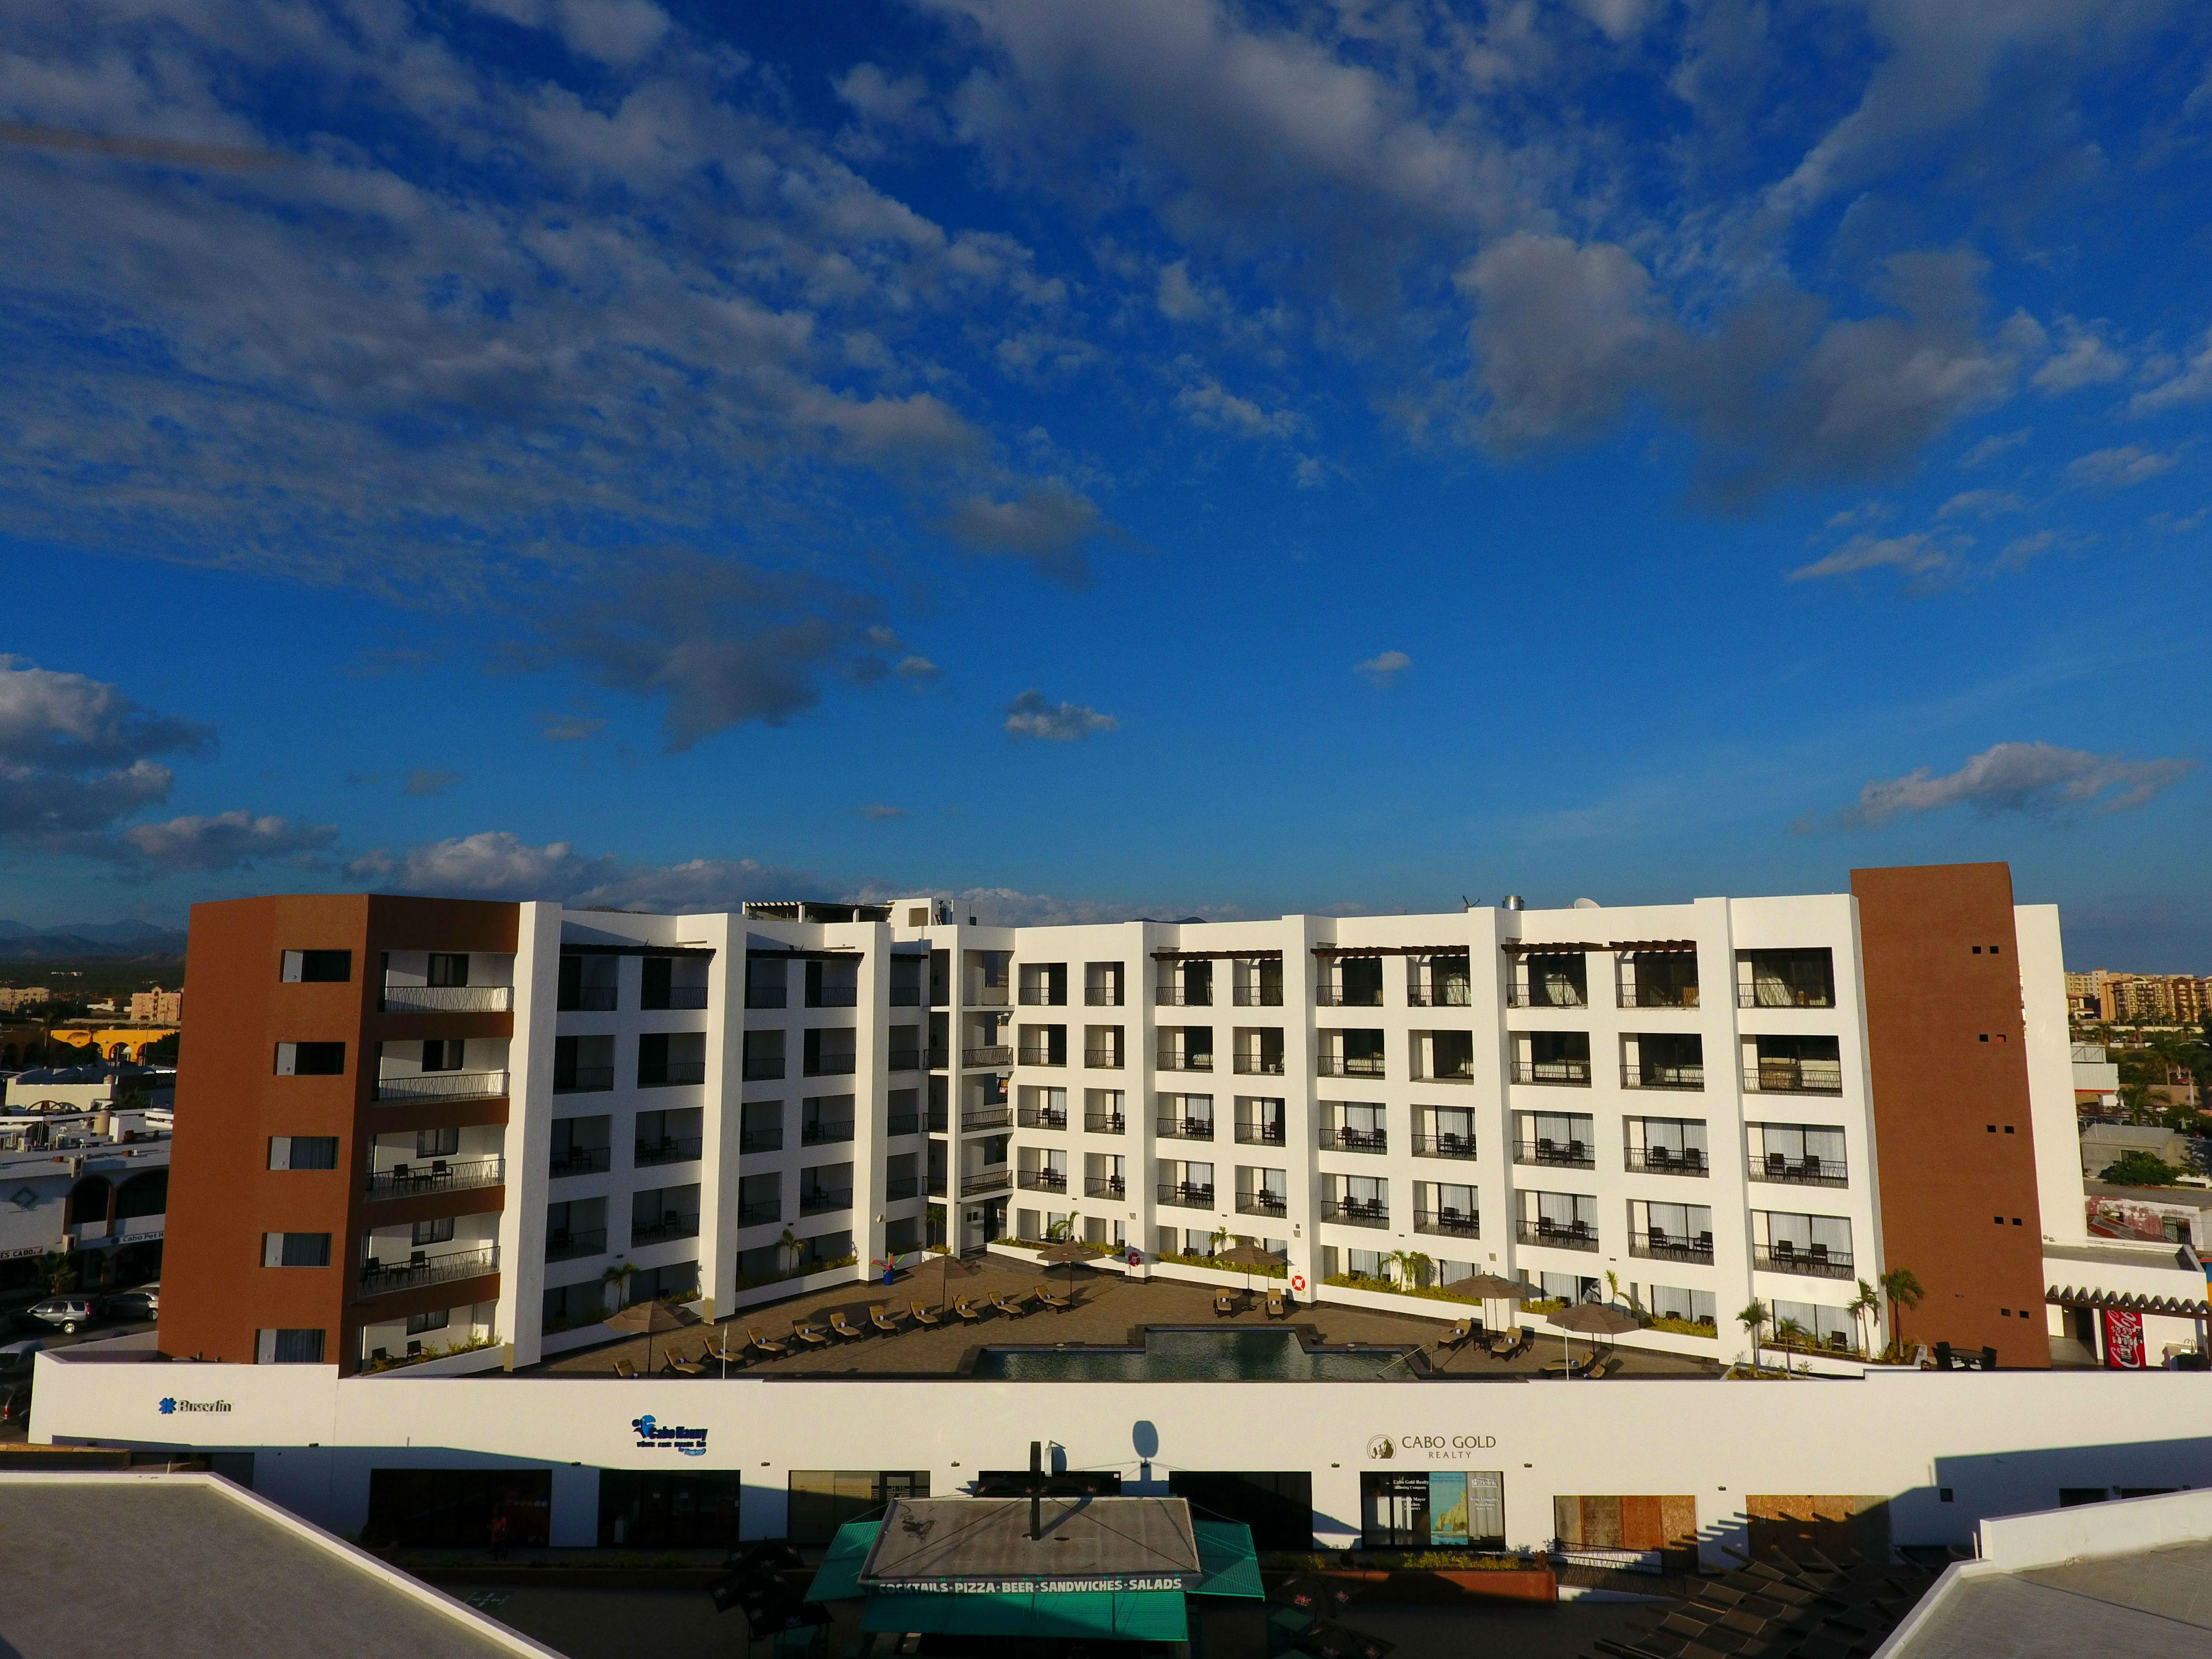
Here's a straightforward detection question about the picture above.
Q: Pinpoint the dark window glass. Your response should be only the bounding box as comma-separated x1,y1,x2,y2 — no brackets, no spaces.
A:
279,1233,331,1267
364,1469,550,1548
638,1031,670,1087
405,1308,451,1337
292,950,352,983
411,1217,456,1247
426,952,469,988
415,1128,460,1159
270,1328,326,1363
286,1042,346,1076
1167,1472,1314,1550
598,1472,743,1547
289,1136,340,1170
640,957,673,1011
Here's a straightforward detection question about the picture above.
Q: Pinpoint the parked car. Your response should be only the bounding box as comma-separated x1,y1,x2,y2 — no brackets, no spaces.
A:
0,1338,44,1373
22,1297,97,1334
102,1289,159,1322
0,1379,30,1427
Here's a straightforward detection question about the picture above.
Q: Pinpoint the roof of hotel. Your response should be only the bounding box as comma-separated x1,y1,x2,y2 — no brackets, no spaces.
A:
0,1474,556,1659
1884,1540,2212,1656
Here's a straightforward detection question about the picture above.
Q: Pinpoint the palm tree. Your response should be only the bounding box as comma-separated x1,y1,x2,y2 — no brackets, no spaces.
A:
1879,1268,1924,1361
1206,1223,1232,1260
39,1247,74,1296
1403,1250,1434,1291
599,1259,637,1315
778,1227,802,1276
1772,1316,1806,1359
1737,1299,1768,1374
1850,1279,1882,1358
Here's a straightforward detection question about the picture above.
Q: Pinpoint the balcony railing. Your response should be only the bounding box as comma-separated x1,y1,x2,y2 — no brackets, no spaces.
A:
888,1048,922,1072
1016,1047,1066,1067
926,1047,949,1070
884,1175,920,1202
641,1061,707,1088
804,1055,858,1078
633,1212,702,1243
1510,1058,1589,1087
545,1229,606,1263
379,1069,510,1103
1232,985,1284,1006
1019,987,1068,1006
1084,986,1124,1007
1625,1146,1708,1176
1755,1242,1854,1279
1017,1106,1067,1130
1738,984,1834,1010
798,1188,851,1217
1515,1218,1597,1252
971,985,1011,1008
643,986,711,1010
1237,1121,1286,1146
962,1106,1013,1132
633,1137,703,1167
1415,1208,1479,1239
1018,1167,1068,1193
1623,1063,1704,1092
1316,1054,1385,1078
1514,1139,1593,1168
1155,1116,1216,1142
1155,986,1212,1006
1408,983,1472,1008
380,983,513,1013
964,1045,1013,1068
1630,1229,1714,1264
1321,1198,1387,1228
1744,1062,1845,1095
1314,987,1383,1008
1321,1126,1387,1155
739,1199,781,1226
741,1057,785,1081
738,1128,782,1153
1616,978,1701,1009
1749,1155,1849,1188
1086,1174,1126,1199
1233,1053,1285,1076
548,1146,611,1177
885,1110,921,1138
1084,1112,1126,1135
926,1175,946,1197
365,1157,504,1199
358,1246,499,1297
807,988,860,1009
801,1120,856,1146
1411,1133,1475,1160
1157,1182,1216,1210
1157,1050,1214,1072
745,983,788,1009
961,1168,1013,1197
1237,1191,1288,1218
1083,1048,1124,1069
927,1110,949,1134
1420,1063,1475,1086
558,987,618,1012
1506,986,1587,1009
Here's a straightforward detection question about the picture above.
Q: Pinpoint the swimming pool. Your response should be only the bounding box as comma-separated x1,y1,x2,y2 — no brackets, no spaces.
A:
970,1326,1421,1381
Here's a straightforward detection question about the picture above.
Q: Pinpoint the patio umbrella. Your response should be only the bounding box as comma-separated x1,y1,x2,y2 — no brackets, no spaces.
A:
1546,1301,1640,1376
1214,1239,1286,1295
1036,1237,1094,1298
1438,1272,1535,1334
932,1246,983,1310
606,1297,695,1374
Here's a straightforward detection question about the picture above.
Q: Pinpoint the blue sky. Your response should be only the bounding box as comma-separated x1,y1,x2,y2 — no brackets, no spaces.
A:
1,0,2208,966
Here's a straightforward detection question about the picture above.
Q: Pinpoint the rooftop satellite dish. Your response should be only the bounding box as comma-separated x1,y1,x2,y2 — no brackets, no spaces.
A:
1573,897,1600,909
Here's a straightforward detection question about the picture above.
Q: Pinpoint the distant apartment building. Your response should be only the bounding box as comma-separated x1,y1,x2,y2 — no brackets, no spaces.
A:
128,986,184,1025
151,863,2176,1378
2074,971,2211,1026
0,985,51,1013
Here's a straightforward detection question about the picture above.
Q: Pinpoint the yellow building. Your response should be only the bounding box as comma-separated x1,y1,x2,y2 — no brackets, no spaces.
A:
48,1024,178,1063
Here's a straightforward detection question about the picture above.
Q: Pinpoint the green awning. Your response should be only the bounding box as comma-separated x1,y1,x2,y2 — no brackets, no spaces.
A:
805,1519,882,1603
859,1589,1188,1641
1190,1520,1262,1599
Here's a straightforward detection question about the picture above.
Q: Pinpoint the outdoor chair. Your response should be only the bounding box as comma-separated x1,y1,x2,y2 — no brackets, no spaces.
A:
1488,1326,1527,1360
953,1297,984,1323
665,1347,706,1377
613,1358,637,1379
747,1328,790,1358
990,1292,1029,1318
1213,1290,1237,1318
910,1301,943,1327
870,1306,902,1334
1034,1285,1072,1312
1440,1318,1475,1349
792,1323,832,1348
704,1337,744,1369
1588,1354,1622,1379
1265,1288,1289,1319
828,1311,866,1340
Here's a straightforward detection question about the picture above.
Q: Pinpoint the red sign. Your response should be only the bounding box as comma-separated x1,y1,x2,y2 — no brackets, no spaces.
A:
2103,1308,2147,1369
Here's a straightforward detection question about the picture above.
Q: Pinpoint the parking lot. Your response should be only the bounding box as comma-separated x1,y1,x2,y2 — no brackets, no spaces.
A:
0,1290,157,1441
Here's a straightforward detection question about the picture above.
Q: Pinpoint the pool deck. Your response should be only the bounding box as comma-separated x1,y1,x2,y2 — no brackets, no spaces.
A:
528,1256,1725,1382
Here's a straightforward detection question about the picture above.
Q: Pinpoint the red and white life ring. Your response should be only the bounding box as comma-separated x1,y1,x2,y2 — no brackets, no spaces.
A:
1291,1274,1307,1293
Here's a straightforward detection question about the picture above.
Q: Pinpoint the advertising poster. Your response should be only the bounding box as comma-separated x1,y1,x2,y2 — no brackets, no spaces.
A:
2102,1308,2147,1369
1427,1472,1469,1545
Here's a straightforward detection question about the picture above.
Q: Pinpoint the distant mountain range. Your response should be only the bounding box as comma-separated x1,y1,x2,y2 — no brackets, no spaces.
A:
0,920,188,959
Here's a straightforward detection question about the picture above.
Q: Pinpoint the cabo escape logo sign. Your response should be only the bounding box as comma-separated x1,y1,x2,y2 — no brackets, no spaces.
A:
159,1397,233,1415
1368,1431,1496,1462
632,1414,708,1457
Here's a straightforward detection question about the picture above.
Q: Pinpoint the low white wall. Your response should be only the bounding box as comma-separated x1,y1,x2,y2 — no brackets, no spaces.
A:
1977,1485,2212,1569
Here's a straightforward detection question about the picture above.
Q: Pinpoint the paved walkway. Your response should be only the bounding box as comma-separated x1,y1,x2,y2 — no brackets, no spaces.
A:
531,1258,1721,1382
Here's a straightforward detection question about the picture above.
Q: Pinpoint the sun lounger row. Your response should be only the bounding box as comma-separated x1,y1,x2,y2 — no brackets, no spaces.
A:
1212,1288,1296,1318
611,1285,1077,1373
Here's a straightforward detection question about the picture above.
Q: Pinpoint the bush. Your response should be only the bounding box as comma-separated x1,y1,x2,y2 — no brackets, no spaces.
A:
729,1253,858,1293
2100,1150,2185,1187
1321,1271,1477,1304
361,1333,500,1374
1163,1251,1286,1277
1645,1315,1717,1338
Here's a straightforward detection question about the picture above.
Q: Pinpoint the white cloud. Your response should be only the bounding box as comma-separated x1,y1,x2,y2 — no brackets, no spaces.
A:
1354,650,1412,687
404,768,460,797
940,486,1109,585
2065,445,2180,489
1003,689,1119,742
2030,319,2127,394
1175,378,1306,440
1961,430,2031,467
2129,330,2212,416
0,656,210,770
1840,742,2195,828
122,810,337,872
893,655,942,681
1935,489,2023,520
860,804,906,820
1787,532,1961,585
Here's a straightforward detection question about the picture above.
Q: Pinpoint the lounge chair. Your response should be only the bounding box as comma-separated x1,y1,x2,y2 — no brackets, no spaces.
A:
1440,1318,1477,1350
829,1311,867,1340
747,1328,790,1358
953,1297,984,1323
1487,1326,1527,1360
665,1347,707,1376
1213,1290,1237,1318
614,1358,637,1379
1589,1353,1623,1379
990,1292,1029,1319
1539,1355,1593,1379
792,1323,832,1348
1265,1288,1289,1319
704,1337,744,1370
910,1301,943,1327
870,1305,902,1334
1034,1285,1072,1312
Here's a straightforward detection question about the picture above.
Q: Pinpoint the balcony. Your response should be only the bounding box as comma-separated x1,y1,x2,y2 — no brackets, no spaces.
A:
801,1120,856,1147
971,985,1011,1009
742,1057,785,1082
1314,987,1383,1009
1157,1050,1214,1073
1316,1055,1385,1078
1017,1167,1068,1193
962,1105,1013,1132
1232,985,1284,1007
1408,985,1472,1009
1084,986,1124,1007
1744,1062,1844,1096
1506,987,1586,1010
1320,1126,1387,1155
961,1168,1013,1197
804,1056,858,1078
1510,1059,1589,1087
1411,1133,1475,1160
1017,1105,1067,1130
926,1174,947,1197
884,1175,921,1202
380,983,513,1013
1755,1242,1854,1279
1157,1182,1216,1211
364,1156,504,1199
559,987,619,1013
1084,1112,1126,1135
1155,1115,1216,1142
888,1048,922,1072
1625,1146,1707,1176
548,1146,612,1177
1233,1052,1285,1076
1237,1191,1288,1219
358,1246,499,1297
1018,987,1068,1007
1420,1063,1475,1086
545,1229,606,1263
799,1188,852,1218
633,1211,702,1243
964,1045,1013,1068
641,1061,707,1088
644,986,711,1010
1236,1121,1286,1147
1515,1218,1597,1252
1623,1063,1704,1092
1630,1229,1714,1264
634,1137,702,1167
1155,986,1212,1007
1321,1197,1387,1228
745,984,788,1009
1016,1047,1066,1068
1738,985,1834,1010
738,1128,783,1153
1514,1139,1593,1169
808,988,860,1009
1415,1208,1479,1239
1616,973,1700,1010
1749,1155,1848,1188
926,1047,949,1071
1083,1048,1124,1070
739,1199,781,1226
379,1069,510,1103
1086,1175,1126,1200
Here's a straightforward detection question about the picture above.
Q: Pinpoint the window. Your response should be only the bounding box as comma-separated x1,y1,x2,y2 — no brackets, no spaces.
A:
557,953,618,1011
1649,1285,1716,1328
743,1029,786,1081
405,1308,451,1337
268,1135,339,1171
412,1217,456,1247
263,1232,331,1267
806,958,859,1008
258,1328,327,1364
804,1026,857,1077
281,950,352,983
740,1099,784,1152
599,1471,743,1547
415,1127,460,1159
1167,1472,1313,1550
786,1471,931,1548
745,956,788,1009
889,954,924,1008
366,1469,550,1548
275,1042,346,1076
1361,1471,1506,1549
426,952,469,987
421,1038,464,1073
554,1034,615,1092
